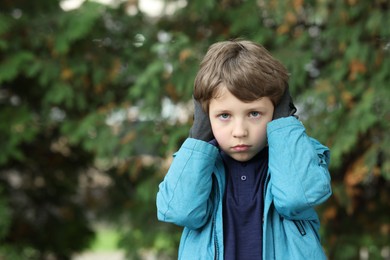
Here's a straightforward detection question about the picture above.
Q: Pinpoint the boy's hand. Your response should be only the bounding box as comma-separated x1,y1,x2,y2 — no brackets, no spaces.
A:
273,88,297,120
189,99,214,142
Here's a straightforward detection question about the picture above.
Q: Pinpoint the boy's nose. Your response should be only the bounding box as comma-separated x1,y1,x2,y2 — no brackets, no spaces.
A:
232,122,248,138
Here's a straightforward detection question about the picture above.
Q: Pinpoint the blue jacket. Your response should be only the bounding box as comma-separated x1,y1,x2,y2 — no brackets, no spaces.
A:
157,117,332,259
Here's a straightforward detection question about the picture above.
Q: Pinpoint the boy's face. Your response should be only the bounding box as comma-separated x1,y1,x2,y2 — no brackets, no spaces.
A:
209,86,274,162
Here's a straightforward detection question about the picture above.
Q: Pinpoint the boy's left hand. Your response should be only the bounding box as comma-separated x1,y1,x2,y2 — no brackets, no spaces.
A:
273,88,297,120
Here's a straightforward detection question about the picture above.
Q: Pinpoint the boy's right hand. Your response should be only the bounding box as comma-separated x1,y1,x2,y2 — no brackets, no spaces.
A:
189,99,214,142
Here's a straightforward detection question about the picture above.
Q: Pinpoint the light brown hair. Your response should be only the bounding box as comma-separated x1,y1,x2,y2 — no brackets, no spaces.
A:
193,40,289,112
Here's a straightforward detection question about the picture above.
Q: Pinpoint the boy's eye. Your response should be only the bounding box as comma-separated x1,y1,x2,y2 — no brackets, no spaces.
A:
249,111,261,118
218,113,230,120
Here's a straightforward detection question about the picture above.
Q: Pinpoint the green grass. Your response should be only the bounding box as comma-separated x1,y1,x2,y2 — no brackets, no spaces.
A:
89,226,121,252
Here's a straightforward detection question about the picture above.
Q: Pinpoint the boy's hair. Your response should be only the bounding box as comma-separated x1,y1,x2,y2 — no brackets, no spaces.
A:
193,40,289,112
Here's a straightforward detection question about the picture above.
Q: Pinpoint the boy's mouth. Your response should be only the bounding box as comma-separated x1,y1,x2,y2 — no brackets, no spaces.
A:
231,145,251,152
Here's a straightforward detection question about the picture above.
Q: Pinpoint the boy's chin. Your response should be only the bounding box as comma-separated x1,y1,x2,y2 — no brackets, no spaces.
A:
229,152,256,162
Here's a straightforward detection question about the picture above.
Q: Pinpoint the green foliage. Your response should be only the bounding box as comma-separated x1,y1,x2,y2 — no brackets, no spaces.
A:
0,52,34,83
1,0,389,259
0,188,11,239
0,105,39,164
54,3,103,54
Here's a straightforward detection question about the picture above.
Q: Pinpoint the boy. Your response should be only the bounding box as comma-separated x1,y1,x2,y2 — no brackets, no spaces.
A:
156,40,332,259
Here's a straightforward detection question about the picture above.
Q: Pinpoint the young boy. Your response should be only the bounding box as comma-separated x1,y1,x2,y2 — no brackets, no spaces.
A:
156,40,332,259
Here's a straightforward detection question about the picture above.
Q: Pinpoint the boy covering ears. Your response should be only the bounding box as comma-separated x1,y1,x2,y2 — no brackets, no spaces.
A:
157,40,332,260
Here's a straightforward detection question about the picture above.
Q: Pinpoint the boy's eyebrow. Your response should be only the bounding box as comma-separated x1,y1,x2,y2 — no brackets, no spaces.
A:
211,106,269,113
210,109,231,114
240,103,271,110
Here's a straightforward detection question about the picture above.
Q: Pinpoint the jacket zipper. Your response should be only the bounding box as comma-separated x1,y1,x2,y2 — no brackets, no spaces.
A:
213,216,219,260
213,174,220,260
263,173,270,203
262,173,271,223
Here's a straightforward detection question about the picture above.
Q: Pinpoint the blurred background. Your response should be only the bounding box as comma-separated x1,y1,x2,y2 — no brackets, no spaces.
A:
0,0,389,259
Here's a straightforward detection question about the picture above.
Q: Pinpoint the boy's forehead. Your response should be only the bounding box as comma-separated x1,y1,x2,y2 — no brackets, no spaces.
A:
210,88,274,110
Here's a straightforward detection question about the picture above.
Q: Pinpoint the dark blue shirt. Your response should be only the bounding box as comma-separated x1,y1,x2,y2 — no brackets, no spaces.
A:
221,147,268,260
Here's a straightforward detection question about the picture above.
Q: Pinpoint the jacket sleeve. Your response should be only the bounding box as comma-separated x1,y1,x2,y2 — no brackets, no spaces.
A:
267,117,332,220
156,138,219,230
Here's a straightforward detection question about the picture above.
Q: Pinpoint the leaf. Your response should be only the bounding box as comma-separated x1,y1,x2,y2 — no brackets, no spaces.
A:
0,13,12,35
348,59,366,81
0,191,12,239
43,82,74,106
0,52,34,83
129,60,165,114
0,106,39,165
54,2,103,54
